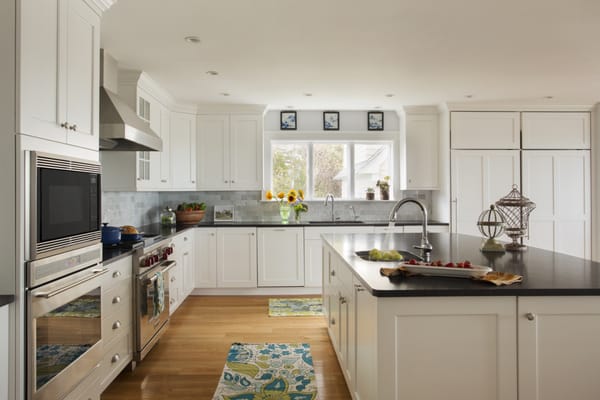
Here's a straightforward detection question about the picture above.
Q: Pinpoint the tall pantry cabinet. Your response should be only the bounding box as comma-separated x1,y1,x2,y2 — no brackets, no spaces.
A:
450,111,591,259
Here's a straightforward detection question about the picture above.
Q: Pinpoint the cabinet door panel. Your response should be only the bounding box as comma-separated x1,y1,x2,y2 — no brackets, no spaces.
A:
230,115,262,190
451,112,520,149
406,114,439,189
216,228,257,288
171,112,196,189
197,115,229,189
159,107,171,186
19,0,66,141
194,229,217,288
522,112,590,149
304,239,323,288
257,228,304,287
518,297,600,400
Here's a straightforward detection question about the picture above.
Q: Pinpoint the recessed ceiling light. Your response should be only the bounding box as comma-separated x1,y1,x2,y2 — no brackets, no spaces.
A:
220,93,230,97
385,94,394,98
464,94,473,98
544,96,554,100
304,93,313,97
184,36,201,44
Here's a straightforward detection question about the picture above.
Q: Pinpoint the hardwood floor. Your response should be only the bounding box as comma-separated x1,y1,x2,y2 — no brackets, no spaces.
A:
101,296,351,399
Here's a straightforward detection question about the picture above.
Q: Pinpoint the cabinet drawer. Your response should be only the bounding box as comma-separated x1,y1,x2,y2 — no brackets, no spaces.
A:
103,279,132,315
451,112,520,149
522,112,590,149
104,256,133,285
102,302,131,345
62,359,102,400
100,331,133,391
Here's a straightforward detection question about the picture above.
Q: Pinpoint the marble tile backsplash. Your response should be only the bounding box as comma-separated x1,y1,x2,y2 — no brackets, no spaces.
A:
101,191,433,227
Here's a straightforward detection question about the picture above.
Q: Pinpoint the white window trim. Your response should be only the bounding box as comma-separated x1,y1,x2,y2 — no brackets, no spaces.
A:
264,130,401,200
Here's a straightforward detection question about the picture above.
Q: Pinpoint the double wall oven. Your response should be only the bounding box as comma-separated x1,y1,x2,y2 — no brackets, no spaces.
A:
26,152,105,400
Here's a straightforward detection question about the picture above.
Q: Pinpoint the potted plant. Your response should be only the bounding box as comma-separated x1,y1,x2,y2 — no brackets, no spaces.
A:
376,176,390,200
366,187,375,200
175,202,207,225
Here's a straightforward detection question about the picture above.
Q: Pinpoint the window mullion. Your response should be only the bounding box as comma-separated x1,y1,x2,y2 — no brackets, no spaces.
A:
349,144,355,200
307,142,314,200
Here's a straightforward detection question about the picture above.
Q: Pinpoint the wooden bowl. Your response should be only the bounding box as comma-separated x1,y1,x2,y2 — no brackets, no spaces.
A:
175,210,206,225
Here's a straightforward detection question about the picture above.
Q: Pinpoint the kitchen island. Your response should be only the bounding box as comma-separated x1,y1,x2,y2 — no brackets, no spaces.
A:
322,232,600,400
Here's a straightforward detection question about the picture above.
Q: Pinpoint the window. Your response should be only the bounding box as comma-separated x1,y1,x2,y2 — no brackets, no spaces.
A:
270,140,393,200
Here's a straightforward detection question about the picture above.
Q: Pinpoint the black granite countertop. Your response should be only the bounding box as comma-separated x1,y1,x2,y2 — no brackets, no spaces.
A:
196,219,448,227
322,232,600,297
0,295,15,307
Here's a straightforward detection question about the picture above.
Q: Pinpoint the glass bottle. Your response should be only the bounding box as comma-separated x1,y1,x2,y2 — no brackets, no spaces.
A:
160,207,176,226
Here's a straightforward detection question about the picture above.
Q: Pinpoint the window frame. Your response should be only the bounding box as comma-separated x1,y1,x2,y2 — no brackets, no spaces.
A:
264,130,400,200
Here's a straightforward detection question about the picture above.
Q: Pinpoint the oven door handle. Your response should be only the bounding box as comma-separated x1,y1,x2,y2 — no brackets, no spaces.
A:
144,260,176,285
34,267,109,298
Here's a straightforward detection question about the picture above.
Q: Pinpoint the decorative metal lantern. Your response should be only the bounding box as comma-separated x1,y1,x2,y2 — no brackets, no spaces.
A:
477,204,506,253
494,185,536,251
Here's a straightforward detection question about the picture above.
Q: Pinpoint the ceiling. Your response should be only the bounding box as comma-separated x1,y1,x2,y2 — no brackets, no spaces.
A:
101,0,600,110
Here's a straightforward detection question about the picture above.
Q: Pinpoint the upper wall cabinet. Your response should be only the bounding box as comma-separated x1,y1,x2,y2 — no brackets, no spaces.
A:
521,112,590,149
197,114,263,190
171,112,197,190
451,112,520,149
19,0,101,150
405,113,439,190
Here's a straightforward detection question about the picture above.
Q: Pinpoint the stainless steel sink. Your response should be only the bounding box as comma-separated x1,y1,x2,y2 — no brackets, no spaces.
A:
308,220,365,225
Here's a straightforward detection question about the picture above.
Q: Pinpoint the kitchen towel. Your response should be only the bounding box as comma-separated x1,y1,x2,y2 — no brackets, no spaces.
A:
153,271,164,317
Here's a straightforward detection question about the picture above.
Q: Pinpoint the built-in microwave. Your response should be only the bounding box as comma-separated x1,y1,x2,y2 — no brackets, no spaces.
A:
28,152,102,261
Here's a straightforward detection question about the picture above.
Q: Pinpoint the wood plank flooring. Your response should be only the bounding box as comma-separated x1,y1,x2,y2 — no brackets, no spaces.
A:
101,296,351,400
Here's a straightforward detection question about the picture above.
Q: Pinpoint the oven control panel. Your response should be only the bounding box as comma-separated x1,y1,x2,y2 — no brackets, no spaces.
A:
140,245,174,269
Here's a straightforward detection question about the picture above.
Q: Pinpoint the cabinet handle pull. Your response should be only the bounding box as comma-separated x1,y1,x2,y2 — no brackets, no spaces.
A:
113,271,121,278
112,296,121,304
355,285,365,292
224,180,228,183
112,320,121,330
525,312,535,321
331,318,336,325
161,179,167,183
111,353,120,364
60,122,68,128
69,124,77,131
331,270,336,277
184,237,188,241
191,180,196,183
339,296,347,304
231,180,235,183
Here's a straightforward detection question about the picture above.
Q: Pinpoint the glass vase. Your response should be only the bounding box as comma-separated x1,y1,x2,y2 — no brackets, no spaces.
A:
279,203,291,224
294,210,302,223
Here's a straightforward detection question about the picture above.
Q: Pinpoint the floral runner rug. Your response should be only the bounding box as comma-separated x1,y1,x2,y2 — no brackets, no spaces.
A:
212,343,318,400
268,298,323,317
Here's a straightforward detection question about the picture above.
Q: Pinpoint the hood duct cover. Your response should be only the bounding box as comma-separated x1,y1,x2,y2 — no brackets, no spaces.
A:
99,87,163,151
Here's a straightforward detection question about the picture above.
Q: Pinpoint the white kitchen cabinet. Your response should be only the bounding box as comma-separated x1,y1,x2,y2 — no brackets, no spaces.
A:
170,112,197,190
19,0,101,150
0,305,8,400
451,112,520,149
522,112,590,149
197,114,262,190
216,228,257,288
304,226,373,288
258,228,304,287
171,230,195,313
99,255,133,393
518,297,600,400
405,113,439,189
353,278,377,400
194,228,217,288
522,150,591,258
451,150,520,236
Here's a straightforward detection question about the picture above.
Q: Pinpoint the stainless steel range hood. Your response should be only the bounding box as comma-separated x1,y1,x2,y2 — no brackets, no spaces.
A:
99,50,162,151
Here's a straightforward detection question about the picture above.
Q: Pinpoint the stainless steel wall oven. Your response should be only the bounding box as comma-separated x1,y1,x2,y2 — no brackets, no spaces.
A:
27,244,106,400
28,152,101,261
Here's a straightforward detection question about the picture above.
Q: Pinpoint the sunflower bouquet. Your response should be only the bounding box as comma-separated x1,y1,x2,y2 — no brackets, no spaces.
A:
265,189,308,223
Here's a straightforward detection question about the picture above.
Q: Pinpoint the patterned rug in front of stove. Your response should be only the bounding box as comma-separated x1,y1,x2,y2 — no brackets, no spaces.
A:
212,343,317,400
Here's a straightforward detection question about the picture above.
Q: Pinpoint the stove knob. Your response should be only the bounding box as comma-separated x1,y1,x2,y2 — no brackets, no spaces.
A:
153,255,159,263
144,258,151,267
168,246,174,255
162,252,168,260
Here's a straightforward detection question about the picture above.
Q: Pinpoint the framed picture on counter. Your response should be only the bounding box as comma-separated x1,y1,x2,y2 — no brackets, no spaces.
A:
214,205,235,222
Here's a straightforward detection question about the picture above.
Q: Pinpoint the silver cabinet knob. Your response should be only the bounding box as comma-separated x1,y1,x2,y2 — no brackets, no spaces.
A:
60,122,68,128
211,233,215,236
191,180,196,183
224,180,229,183
161,179,167,183
112,271,121,278
69,124,77,131
171,276,176,282
331,318,336,325
355,284,365,292
231,180,235,183
112,296,121,304
112,320,121,330
331,270,336,277
525,313,535,321
183,236,188,241
111,353,120,364
339,296,347,304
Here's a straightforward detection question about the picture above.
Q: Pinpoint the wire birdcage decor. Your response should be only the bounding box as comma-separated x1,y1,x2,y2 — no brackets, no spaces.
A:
477,204,505,252
494,184,536,251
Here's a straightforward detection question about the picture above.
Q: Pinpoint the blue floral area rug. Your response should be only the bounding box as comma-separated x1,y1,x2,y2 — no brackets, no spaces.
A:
268,298,323,317
212,343,318,400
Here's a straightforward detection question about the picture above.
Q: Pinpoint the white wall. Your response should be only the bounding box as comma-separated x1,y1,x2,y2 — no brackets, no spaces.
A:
264,110,400,131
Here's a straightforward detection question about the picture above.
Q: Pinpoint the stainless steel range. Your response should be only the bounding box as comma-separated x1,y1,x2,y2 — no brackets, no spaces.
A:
133,236,176,361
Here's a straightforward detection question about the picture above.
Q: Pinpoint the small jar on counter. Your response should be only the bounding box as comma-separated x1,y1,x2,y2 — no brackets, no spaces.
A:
160,207,176,226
